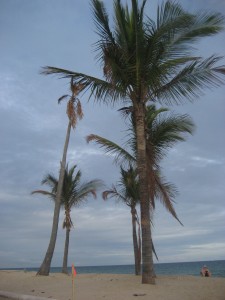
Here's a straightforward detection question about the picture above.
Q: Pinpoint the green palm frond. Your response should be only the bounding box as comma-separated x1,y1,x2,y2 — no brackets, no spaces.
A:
153,172,182,225
173,10,224,42
86,134,135,165
152,55,225,104
31,189,56,201
148,110,195,161
148,2,224,60
41,174,58,194
103,165,139,208
118,166,139,203
145,105,169,125
41,66,128,105
156,1,189,29
70,179,103,208
92,0,115,43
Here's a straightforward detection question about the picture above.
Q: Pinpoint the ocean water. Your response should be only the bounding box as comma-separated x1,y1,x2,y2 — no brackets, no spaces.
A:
3,260,225,278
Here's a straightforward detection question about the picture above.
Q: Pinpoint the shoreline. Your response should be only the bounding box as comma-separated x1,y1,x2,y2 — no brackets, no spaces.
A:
2,260,224,278
0,271,225,300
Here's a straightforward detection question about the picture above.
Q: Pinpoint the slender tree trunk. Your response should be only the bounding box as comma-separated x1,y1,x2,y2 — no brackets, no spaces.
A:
62,227,70,274
134,103,155,284
37,121,72,276
131,207,141,275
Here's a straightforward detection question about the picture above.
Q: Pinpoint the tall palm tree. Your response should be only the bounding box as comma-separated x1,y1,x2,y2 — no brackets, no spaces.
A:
103,166,141,275
41,0,225,283
36,80,84,276
103,165,161,276
88,105,193,274
32,165,103,274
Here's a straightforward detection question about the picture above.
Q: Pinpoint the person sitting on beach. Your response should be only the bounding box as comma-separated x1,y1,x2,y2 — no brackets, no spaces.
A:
200,265,211,277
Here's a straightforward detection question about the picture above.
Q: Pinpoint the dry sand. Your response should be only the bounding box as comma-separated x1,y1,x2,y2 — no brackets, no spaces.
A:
0,270,225,300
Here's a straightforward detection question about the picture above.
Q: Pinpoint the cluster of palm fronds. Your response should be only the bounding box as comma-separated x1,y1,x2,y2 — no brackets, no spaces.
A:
35,0,224,283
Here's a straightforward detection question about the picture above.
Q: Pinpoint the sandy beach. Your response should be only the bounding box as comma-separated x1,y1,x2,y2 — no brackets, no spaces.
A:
0,270,225,300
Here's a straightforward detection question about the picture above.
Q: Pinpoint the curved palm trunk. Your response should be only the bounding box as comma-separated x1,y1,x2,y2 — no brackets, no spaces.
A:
62,227,70,274
135,103,155,284
37,121,72,276
131,207,141,275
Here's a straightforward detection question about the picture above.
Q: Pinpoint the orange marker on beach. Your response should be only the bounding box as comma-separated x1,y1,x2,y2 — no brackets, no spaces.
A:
72,264,77,277
72,264,77,300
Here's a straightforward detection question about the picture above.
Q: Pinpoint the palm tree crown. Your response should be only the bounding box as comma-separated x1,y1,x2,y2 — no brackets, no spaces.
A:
87,104,193,220
32,164,103,274
42,1,225,105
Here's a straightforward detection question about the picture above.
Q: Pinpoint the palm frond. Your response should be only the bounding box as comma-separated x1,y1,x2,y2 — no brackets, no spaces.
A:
152,2,224,59
69,179,104,207
92,0,115,43
86,134,135,165
102,185,129,205
148,111,195,161
153,55,225,104
154,172,183,225
118,166,139,203
41,66,127,105
31,190,56,201
41,174,58,194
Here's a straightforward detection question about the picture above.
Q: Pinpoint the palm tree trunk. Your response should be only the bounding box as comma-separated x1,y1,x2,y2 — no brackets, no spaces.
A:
37,121,72,276
135,103,155,284
62,227,70,274
131,207,141,275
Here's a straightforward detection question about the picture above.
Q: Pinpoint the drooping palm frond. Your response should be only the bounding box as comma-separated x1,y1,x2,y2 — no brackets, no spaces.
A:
86,134,135,165
31,190,56,201
40,174,58,194
153,172,182,226
102,185,129,205
41,66,128,105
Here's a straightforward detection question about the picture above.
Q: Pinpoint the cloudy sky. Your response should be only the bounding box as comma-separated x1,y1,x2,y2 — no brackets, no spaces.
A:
0,0,224,269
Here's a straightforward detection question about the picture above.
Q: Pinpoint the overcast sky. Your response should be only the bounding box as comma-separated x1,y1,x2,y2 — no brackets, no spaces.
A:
0,0,224,269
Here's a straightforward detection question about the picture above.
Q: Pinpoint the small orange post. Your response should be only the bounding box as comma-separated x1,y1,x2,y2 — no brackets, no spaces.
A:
72,264,77,300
